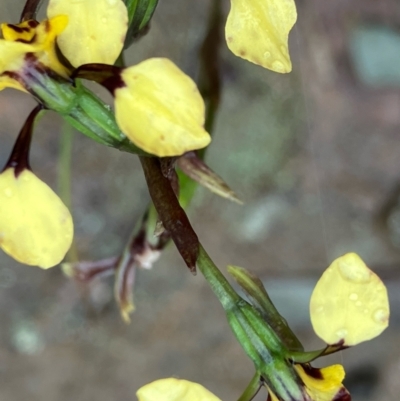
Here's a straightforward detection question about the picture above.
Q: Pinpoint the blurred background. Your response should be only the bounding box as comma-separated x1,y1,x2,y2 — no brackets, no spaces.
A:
1,0,400,400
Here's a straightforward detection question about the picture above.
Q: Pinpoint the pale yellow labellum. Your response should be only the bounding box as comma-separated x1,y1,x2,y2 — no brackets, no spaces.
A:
136,378,222,401
0,169,73,269
310,253,389,346
225,0,297,72
47,0,128,67
0,16,69,91
115,58,211,157
295,364,347,401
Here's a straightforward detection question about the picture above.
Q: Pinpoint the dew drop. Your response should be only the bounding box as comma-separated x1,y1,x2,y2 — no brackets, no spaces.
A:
4,188,13,198
337,254,371,283
363,308,369,314
272,60,285,72
316,306,324,313
355,301,362,307
349,293,358,301
264,51,271,59
372,308,388,324
335,328,348,339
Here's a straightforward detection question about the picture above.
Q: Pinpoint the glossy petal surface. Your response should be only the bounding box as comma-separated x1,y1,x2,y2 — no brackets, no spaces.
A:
0,16,69,91
295,364,350,401
226,0,297,72
115,58,211,157
137,378,222,401
0,40,30,91
0,169,73,268
47,0,128,66
310,253,389,346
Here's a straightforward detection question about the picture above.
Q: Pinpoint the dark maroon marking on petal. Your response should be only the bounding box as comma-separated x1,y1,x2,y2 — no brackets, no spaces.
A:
72,64,125,95
3,105,43,176
27,20,39,28
16,33,36,44
301,364,324,380
6,24,31,33
333,387,351,401
44,19,50,33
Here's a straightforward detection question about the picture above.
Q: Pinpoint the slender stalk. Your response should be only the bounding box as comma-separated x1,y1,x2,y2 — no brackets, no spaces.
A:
237,372,262,401
58,122,78,262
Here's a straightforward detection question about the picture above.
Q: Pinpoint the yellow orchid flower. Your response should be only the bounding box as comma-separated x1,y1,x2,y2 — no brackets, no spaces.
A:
0,16,69,92
136,378,222,401
0,167,73,269
0,0,211,157
136,369,348,401
310,252,389,346
0,106,73,269
225,0,297,72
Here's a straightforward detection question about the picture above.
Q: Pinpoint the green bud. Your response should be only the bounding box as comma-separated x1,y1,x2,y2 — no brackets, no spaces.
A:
124,0,159,48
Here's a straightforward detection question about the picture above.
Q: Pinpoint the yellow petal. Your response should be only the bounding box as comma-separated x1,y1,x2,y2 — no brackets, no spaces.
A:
295,364,349,401
0,16,69,85
310,253,389,346
0,40,31,92
1,20,37,42
225,0,297,72
115,58,211,157
47,0,128,67
0,169,73,268
136,378,222,401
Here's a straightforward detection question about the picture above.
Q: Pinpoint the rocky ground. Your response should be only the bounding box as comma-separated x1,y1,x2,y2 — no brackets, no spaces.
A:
1,0,400,400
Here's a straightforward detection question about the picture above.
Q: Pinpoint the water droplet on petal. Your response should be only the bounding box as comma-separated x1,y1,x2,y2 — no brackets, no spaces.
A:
363,308,369,314
349,293,358,301
4,188,12,197
264,51,271,59
338,254,371,283
272,60,285,72
316,306,324,313
335,328,348,339
355,300,362,307
373,308,389,324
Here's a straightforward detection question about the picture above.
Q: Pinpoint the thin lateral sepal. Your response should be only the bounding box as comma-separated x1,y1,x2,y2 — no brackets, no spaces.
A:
3,104,44,176
287,342,347,364
20,0,44,22
237,372,263,401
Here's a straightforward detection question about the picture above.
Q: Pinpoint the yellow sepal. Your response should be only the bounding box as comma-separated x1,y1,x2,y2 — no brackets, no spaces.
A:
136,378,222,401
0,168,73,269
0,40,31,92
47,0,128,67
295,364,348,401
310,253,389,346
225,0,297,72
115,58,211,157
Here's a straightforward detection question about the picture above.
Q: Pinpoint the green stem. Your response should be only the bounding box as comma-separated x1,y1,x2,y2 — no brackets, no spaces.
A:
237,372,262,401
58,122,78,262
196,246,240,307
